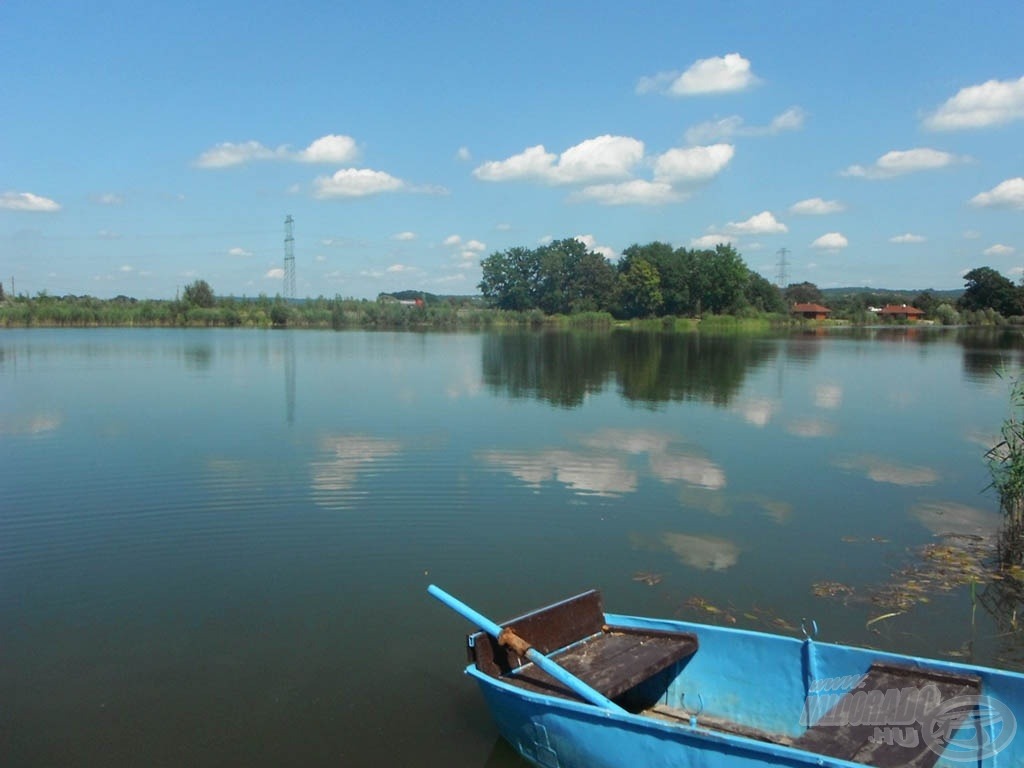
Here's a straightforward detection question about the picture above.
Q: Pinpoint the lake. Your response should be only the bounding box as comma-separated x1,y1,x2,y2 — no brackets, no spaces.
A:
2,326,1023,767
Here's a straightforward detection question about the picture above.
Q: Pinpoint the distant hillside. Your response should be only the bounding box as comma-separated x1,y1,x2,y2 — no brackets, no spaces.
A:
383,290,484,306
819,287,963,303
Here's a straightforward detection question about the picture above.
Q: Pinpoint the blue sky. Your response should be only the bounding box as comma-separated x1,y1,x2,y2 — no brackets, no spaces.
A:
3,1,1023,300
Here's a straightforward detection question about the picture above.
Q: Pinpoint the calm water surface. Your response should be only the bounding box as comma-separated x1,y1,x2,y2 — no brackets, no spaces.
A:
2,327,1023,767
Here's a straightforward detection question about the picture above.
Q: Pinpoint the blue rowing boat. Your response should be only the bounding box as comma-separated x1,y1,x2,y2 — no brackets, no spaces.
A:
430,586,1024,768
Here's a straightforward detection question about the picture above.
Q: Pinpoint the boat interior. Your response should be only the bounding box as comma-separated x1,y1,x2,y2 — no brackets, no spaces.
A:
467,590,983,768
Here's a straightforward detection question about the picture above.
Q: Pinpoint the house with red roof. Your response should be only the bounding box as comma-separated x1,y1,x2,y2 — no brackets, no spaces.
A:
878,304,925,321
790,303,832,320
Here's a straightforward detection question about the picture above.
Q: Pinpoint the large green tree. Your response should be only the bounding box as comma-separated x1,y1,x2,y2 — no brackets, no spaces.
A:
479,247,540,310
183,279,215,308
745,272,786,313
784,281,822,305
617,258,663,318
959,267,1022,317
693,244,749,314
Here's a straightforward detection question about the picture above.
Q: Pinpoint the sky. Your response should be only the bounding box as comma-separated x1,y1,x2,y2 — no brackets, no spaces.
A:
2,0,1023,300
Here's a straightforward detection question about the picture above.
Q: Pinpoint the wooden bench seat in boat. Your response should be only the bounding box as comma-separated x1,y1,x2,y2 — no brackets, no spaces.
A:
467,590,698,703
792,661,981,768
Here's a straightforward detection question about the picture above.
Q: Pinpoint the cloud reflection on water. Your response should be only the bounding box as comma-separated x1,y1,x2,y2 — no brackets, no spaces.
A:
834,454,939,486
912,501,1000,537
311,434,403,508
632,531,740,571
0,412,62,436
478,449,637,496
479,428,727,498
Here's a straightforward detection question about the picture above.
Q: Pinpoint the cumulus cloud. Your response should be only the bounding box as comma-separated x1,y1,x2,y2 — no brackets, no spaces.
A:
0,191,61,212
386,264,416,273
575,180,680,206
195,140,286,168
685,107,805,143
297,134,359,163
984,243,1016,257
443,234,463,246
790,197,845,215
574,234,617,260
889,233,926,244
842,148,966,178
638,53,759,96
690,234,737,248
654,143,735,183
464,239,486,252
392,231,416,241
473,135,644,184
456,146,471,161
228,246,253,256
925,76,1024,130
811,232,848,250
265,267,285,279
970,177,1024,210
312,168,404,198
725,211,787,234
196,133,358,167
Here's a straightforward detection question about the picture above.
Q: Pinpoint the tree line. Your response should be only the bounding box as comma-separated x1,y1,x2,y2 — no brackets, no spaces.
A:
479,239,786,318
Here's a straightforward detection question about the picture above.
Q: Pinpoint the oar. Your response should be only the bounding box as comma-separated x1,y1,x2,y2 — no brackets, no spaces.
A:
427,584,625,712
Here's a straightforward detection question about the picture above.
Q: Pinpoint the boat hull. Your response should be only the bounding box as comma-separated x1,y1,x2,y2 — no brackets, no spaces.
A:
466,611,1024,768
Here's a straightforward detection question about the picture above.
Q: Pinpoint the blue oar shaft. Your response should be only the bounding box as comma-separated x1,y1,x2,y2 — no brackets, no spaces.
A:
428,584,624,712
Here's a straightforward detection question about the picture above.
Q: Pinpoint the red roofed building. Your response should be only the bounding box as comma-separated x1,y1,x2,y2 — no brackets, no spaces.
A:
878,304,925,321
791,303,832,320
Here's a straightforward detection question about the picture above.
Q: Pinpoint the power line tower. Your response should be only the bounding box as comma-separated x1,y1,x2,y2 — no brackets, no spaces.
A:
775,247,790,288
283,215,296,299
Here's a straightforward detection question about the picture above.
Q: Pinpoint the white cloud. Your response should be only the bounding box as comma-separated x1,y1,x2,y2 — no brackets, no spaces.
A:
473,145,556,182
970,177,1024,210
392,231,416,241
654,143,735,183
575,180,681,206
195,140,285,168
963,230,982,240
443,234,462,246
456,146,471,161
638,53,759,96
473,135,644,184
574,234,617,260
842,148,965,178
264,267,285,279
685,107,805,143
690,234,737,248
725,211,787,234
119,265,134,273
984,243,1016,257
297,134,359,164
889,233,926,244
0,191,61,212
197,134,359,167
790,197,845,215
811,232,849,250
464,239,486,252
496,222,512,231
92,192,124,206
925,76,1024,130
97,229,121,240
312,168,404,198
386,264,416,273
228,246,253,257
